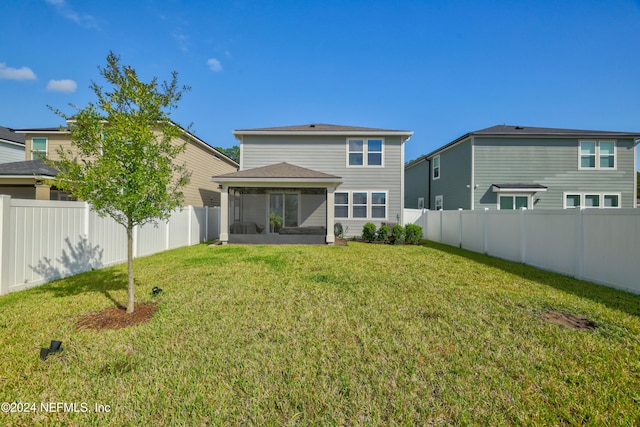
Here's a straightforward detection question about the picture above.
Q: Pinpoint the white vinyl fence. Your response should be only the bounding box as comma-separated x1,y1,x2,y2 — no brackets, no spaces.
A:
0,196,220,295
404,208,640,294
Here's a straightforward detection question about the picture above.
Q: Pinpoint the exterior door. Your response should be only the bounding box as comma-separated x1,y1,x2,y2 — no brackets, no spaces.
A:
269,193,299,231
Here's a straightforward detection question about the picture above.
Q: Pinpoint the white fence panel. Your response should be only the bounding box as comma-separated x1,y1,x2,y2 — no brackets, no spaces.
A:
8,200,88,293
168,208,191,249
581,209,640,293
523,210,577,277
88,211,127,268
441,211,461,247
404,207,640,294
403,209,423,226
460,210,486,253
485,211,521,262
0,196,220,296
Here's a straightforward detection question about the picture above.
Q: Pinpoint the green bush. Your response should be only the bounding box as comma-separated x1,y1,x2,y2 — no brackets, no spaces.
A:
377,225,390,243
362,222,377,242
404,224,423,244
391,224,405,245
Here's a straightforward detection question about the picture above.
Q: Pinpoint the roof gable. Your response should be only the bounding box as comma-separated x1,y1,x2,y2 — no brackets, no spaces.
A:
213,162,341,180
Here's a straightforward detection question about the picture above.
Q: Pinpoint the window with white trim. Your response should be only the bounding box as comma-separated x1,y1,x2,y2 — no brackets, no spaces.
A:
435,195,443,210
498,194,529,210
347,138,384,166
371,192,386,218
335,192,349,218
418,197,425,209
352,192,367,218
563,192,620,209
32,137,47,160
579,140,615,169
334,191,388,219
432,155,440,179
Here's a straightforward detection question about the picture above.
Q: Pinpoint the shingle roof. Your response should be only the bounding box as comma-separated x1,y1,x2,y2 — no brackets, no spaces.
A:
0,160,59,177
418,124,640,161
0,126,25,145
212,162,341,180
474,125,640,138
234,123,412,135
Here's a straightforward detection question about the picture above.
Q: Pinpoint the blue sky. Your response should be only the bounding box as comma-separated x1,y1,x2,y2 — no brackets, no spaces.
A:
1,0,640,167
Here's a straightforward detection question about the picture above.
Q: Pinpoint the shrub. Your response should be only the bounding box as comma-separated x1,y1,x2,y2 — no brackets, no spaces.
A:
377,225,389,243
405,224,423,244
362,222,377,242
391,224,405,245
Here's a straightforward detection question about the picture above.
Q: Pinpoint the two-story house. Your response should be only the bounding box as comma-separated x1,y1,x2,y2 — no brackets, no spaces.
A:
0,122,239,205
405,125,639,210
212,124,413,244
0,126,25,164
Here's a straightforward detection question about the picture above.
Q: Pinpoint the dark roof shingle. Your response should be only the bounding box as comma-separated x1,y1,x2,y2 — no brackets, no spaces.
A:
212,162,341,180
0,160,59,177
0,126,25,145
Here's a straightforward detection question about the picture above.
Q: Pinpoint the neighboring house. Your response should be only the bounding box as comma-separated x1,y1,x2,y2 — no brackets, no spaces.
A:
405,125,640,210
0,126,26,164
0,123,238,205
212,124,413,244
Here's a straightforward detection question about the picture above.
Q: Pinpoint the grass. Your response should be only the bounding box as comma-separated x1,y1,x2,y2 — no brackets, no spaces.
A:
1,241,639,426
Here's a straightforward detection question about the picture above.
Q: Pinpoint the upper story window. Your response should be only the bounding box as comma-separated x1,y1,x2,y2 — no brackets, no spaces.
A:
432,155,440,179
32,137,48,160
347,138,384,167
579,141,615,170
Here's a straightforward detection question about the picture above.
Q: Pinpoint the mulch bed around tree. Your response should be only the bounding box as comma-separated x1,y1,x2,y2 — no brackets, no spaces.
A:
542,310,597,331
76,303,158,331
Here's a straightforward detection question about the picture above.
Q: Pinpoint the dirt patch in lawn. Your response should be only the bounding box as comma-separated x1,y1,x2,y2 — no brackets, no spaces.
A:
334,238,348,246
542,310,597,331
76,303,157,331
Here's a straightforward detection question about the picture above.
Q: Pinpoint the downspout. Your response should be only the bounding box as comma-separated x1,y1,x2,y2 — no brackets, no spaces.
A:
426,158,431,209
470,136,475,210
634,138,640,208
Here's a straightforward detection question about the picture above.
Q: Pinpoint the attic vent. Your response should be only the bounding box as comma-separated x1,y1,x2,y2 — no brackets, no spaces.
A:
515,126,524,130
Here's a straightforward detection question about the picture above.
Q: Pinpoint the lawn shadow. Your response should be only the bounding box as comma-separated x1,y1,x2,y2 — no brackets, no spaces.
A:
421,240,640,318
29,236,124,307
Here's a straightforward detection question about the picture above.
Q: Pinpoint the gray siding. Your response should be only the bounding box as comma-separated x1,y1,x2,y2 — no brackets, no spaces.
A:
473,137,636,209
241,134,404,235
429,139,472,209
0,142,25,164
404,158,429,208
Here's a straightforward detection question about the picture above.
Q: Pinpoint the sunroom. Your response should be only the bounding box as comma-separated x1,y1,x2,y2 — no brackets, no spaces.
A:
211,162,343,244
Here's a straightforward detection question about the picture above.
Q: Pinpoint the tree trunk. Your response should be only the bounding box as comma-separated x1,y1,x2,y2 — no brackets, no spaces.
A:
126,224,135,314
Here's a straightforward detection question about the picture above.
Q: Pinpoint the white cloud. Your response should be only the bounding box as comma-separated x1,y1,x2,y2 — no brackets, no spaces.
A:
47,79,77,93
44,0,100,30
0,62,37,80
207,58,223,72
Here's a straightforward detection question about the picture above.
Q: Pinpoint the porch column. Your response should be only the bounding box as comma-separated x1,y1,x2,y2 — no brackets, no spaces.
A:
219,185,229,244
326,186,335,244
35,182,51,200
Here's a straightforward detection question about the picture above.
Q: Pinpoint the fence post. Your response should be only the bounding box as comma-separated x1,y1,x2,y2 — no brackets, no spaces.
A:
84,202,90,238
483,208,489,254
439,209,443,243
458,208,463,248
0,195,11,295
205,206,209,241
576,207,584,280
520,207,527,263
188,206,193,246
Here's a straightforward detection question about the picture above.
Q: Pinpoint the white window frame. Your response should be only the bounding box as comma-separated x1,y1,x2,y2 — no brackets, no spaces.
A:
346,138,385,167
432,155,440,180
434,195,443,210
563,192,621,209
497,194,531,210
31,137,48,160
334,190,388,220
578,140,616,170
417,197,425,209
334,192,349,219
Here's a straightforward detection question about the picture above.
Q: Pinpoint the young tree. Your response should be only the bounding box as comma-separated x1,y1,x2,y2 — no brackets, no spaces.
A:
50,52,191,314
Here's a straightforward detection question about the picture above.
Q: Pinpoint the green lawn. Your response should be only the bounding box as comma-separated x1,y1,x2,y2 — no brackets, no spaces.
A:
1,242,639,426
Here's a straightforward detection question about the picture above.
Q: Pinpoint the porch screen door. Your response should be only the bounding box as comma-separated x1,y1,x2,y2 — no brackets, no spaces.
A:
270,193,299,228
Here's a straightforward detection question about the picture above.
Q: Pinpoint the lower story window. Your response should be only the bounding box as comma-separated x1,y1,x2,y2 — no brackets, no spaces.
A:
564,192,620,209
435,195,443,210
498,195,529,210
334,190,388,219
